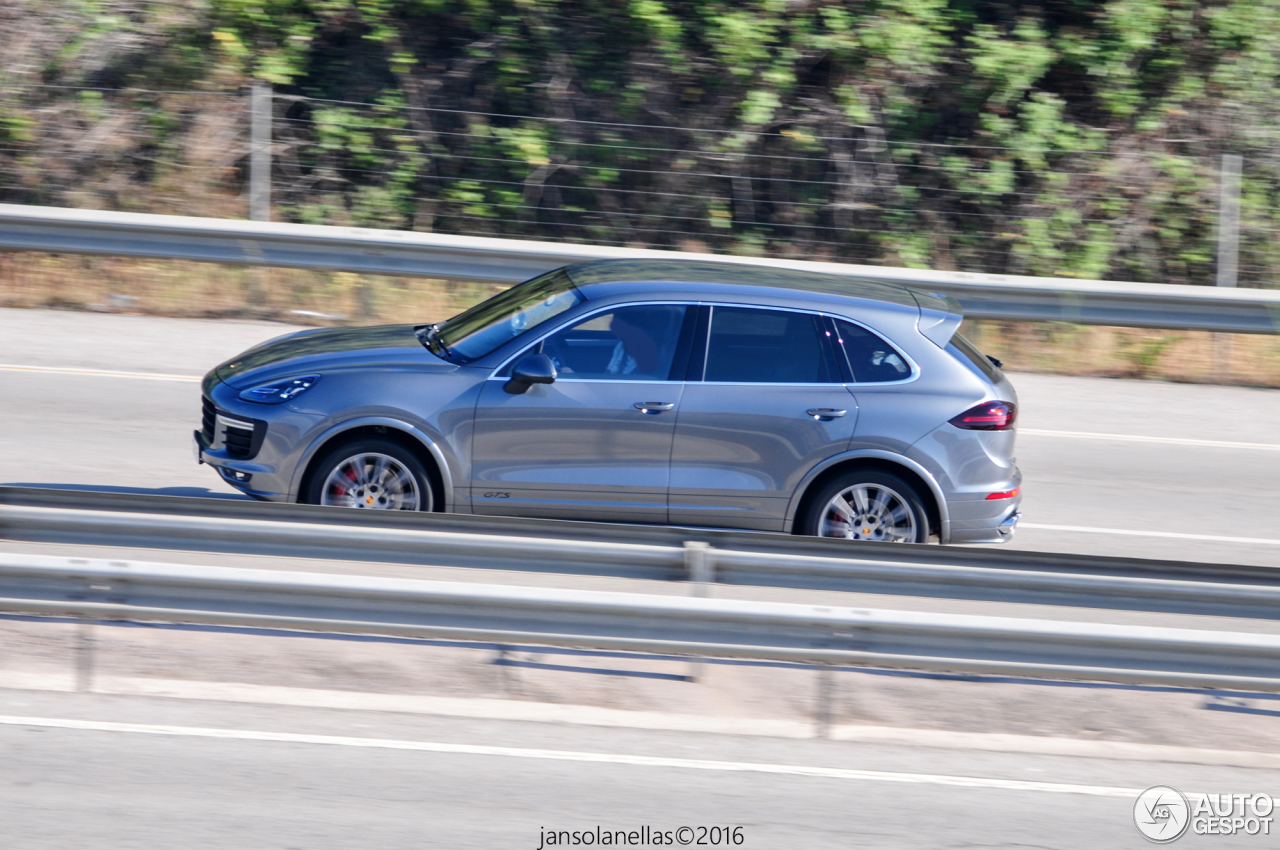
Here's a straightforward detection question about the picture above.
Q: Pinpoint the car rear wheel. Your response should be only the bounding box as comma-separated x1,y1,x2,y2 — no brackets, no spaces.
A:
800,470,928,543
304,438,431,511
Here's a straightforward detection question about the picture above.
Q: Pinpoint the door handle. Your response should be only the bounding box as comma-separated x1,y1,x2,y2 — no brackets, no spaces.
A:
634,402,675,414
806,408,847,420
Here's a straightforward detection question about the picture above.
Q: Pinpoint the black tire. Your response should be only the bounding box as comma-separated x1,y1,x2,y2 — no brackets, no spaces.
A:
799,469,929,543
302,437,432,511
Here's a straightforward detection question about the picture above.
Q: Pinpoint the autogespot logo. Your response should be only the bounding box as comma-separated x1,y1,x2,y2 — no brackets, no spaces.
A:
1134,786,1191,843
1134,786,1277,841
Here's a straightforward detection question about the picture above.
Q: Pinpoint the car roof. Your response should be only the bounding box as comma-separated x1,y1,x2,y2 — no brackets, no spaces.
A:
563,258,920,309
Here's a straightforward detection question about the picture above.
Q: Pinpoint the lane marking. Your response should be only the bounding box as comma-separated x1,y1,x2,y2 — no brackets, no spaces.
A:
1021,428,1280,451
1,368,1275,451
1020,523,1280,547
0,364,200,382
0,714,1138,797
5,673,1277,769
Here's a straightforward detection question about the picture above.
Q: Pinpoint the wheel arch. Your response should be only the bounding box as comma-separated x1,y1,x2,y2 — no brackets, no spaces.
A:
290,417,454,512
785,450,949,543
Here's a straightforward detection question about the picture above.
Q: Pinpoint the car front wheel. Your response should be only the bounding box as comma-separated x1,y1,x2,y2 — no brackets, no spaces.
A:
303,438,431,511
800,470,929,543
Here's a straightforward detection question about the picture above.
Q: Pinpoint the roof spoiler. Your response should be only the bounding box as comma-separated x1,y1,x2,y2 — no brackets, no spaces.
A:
910,289,964,349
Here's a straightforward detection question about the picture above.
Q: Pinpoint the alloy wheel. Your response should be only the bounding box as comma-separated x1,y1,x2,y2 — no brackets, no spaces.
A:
817,483,917,542
320,452,421,510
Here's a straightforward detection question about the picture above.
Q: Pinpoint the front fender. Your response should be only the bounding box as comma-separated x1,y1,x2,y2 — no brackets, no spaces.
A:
782,449,952,543
288,416,458,511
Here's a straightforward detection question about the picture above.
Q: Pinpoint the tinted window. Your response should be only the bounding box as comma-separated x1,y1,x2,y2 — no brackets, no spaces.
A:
948,331,1004,383
536,305,688,381
437,269,583,361
704,307,837,384
833,319,912,382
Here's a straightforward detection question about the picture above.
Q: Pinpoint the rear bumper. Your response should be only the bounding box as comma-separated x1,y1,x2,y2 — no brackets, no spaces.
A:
948,507,1021,544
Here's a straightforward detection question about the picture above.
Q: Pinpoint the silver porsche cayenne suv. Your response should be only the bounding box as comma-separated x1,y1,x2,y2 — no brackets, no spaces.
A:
195,259,1021,544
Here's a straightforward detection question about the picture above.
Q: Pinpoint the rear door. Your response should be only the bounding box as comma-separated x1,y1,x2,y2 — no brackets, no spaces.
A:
668,305,858,531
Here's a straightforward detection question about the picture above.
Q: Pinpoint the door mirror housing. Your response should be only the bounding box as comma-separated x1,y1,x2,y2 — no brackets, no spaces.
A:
504,353,557,394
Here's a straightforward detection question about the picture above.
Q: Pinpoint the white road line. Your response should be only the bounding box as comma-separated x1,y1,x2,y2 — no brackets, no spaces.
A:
7,364,1276,452
0,364,200,382
1020,523,1280,547
0,715,1138,798
1021,428,1280,451
1,368,1274,454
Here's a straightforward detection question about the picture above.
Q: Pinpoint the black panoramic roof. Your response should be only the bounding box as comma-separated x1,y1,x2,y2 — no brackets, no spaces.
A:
563,258,920,309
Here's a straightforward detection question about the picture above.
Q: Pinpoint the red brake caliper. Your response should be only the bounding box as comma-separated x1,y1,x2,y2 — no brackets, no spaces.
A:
333,465,358,497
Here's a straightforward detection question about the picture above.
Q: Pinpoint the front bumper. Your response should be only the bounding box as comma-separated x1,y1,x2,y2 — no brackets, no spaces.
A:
196,385,321,501
193,426,280,499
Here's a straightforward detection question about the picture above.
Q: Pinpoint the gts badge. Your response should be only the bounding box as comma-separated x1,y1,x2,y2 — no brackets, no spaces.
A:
483,492,511,499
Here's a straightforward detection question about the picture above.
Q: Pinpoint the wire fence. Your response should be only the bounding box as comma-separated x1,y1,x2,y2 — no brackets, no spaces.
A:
1,84,1278,289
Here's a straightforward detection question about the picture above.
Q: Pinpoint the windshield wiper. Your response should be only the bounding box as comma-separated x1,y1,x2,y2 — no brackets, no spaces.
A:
414,323,452,358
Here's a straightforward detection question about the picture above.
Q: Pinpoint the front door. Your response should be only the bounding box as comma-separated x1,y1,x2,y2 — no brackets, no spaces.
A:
668,306,858,530
470,303,691,523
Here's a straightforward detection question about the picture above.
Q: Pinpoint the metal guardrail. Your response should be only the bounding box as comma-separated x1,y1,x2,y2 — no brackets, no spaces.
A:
3,487,1278,620
3,553,1280,692
3,203,1279,333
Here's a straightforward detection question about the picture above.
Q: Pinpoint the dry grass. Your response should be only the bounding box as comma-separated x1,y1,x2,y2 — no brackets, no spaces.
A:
0,252,505,325
964,320,1280,388
3,251,1279,387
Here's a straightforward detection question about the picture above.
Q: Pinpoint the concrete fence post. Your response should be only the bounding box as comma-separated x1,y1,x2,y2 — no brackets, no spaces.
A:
1215,153,1242,379
249,82,272,223
247,81,273,309
1217,153,1242,291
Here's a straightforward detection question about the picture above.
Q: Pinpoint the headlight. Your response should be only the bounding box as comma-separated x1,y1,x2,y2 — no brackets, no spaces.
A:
239,375,321,404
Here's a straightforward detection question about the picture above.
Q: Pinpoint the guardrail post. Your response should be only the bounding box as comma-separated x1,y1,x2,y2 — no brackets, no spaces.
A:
814,664,835,739
684,541,713,682
75,618,96,693
684,541,714,593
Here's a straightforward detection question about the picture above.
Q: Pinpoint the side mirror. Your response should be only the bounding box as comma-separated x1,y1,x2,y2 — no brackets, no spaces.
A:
504,353,557,394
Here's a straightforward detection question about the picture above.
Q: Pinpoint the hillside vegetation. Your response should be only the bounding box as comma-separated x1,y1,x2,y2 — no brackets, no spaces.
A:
3,0,1280,286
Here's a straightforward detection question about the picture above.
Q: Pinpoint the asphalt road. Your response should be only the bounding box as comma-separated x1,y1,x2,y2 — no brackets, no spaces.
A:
2,306,1279,566
4,306,1280,847
1,689,1274,850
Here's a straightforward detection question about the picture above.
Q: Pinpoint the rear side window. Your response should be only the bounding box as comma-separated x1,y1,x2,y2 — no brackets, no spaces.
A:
704,307,839,384
948,331,1004,383
832,319,912,382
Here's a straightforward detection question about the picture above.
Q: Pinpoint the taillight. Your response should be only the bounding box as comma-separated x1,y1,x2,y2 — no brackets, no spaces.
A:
950,401,1017,431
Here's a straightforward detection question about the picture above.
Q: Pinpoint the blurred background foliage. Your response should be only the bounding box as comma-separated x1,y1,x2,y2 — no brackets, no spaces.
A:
3,0,1280,286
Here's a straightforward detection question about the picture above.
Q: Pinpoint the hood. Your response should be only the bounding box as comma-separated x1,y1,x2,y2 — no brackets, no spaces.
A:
213,324,451,388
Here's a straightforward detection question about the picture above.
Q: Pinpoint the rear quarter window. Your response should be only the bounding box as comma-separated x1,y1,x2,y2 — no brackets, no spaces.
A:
832,319,912,382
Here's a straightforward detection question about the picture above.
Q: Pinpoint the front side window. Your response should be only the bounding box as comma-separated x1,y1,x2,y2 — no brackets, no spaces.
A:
703,306,838,384
436,269,584,361
529,304,688,381
833,319,912,382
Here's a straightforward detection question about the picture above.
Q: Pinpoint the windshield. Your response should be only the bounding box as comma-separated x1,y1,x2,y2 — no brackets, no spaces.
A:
435,269,584,362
